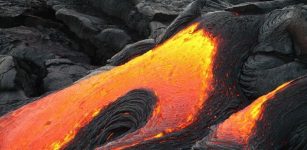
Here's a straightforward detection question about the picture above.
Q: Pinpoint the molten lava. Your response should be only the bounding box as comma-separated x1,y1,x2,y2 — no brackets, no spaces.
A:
212,81,291,145
0,23,217,149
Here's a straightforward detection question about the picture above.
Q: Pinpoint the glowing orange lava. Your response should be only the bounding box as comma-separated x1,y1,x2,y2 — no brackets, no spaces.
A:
0,23,217,150
213,81,292,145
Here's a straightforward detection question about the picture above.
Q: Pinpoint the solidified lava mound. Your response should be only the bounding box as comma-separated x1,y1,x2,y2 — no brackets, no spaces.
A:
0,0,307,150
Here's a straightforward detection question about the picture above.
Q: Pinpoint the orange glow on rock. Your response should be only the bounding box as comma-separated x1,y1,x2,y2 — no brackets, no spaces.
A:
0,23,217,150
213,81,291,145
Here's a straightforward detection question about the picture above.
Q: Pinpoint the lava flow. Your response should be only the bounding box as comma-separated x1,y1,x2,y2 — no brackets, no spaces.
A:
0,23,217,149
208,81,292,147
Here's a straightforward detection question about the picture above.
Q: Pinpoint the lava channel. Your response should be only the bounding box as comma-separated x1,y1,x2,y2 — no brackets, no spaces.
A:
0,22,217,150
201,80,292,149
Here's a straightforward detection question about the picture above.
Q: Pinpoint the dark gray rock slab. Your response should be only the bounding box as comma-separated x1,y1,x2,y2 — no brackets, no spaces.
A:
56,8,106,39
0,55,38,96
43,58,94,92
0,0,46,17
0,26,90,66
0,0,27,17
0,55,18,90
89,28,133,64
91,28,132,51
136,0,193,21
88,0,151,36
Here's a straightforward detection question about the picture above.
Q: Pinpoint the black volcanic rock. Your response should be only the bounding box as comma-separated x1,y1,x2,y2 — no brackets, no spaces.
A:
92,28,132,51
0,26,90,66
0,0,28,18
56,8,106,40
90,28,133,64
0,55,36,115
136,0,194,21
0,0,46,18
239,6,307,99
0,55,19,90
0,55,38,96
43,58,94,92
87,0,151,36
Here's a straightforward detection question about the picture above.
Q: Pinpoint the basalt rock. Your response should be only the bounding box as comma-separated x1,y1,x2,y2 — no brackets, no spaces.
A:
43,58,94,92
0,26,90,66
89,28,133,64
239,5,307,99
87,0,151,36
0,55,37,116
56,8,106,40
0,0,46,18
0,55,38,97
136,0,194,22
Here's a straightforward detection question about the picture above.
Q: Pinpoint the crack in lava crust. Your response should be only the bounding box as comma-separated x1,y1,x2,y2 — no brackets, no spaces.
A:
0,22,217,150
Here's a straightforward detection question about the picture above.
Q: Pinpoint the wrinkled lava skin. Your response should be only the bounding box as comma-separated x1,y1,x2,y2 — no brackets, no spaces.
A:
214,82,291,145
120,11,264,149
0,23,217,149
195,76,307,149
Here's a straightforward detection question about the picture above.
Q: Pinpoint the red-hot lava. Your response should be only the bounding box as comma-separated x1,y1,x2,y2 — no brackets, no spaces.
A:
0,23,217,149
208,81,292,146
